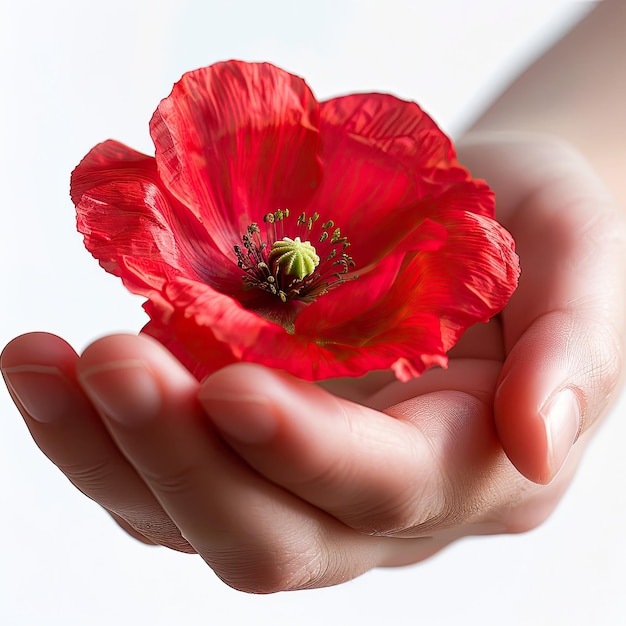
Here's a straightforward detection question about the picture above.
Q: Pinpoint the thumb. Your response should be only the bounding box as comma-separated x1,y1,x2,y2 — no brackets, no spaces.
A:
495,309,622,484
459,135,626,485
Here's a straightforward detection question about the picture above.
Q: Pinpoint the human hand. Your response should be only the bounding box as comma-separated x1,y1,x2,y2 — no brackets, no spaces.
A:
2,133,624,593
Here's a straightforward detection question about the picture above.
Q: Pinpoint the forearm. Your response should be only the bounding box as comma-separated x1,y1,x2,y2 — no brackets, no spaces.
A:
468,0,626,205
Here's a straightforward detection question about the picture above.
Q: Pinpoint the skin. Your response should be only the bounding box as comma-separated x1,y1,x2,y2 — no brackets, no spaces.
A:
469,0,626,206
2,1,625,594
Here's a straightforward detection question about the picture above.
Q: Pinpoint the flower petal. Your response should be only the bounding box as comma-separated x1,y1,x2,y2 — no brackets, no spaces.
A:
273,312,449,381
309,94,493,267
295,218,448,333
150,61,323,253
72,140,242,296
143,277,291,377
321,93,456,170
381,209,520,352
141,319,239,380
142,277,449,381
427,174,496,218
295,210,518,377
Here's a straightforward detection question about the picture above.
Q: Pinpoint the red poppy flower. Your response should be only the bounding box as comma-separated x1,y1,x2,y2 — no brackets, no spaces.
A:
71,60,519,382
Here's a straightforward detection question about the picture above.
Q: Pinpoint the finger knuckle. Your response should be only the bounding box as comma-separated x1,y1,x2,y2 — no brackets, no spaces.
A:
345,467,451,537
207,542,335,594
568,311,624,431
117,507,195,553
497,490,559,534
141,460,204,496
59,458,117,497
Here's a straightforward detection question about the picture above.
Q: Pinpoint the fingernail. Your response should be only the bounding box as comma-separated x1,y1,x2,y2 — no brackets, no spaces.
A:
2,365,73,423
79,360,161,426
541,388,581,480
199,391,277,444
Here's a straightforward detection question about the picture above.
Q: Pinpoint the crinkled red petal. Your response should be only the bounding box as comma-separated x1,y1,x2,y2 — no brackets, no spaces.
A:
150,61,323,256
297,210,518,366
427,174,495,218
321,93,457,170
72,140,243,297
295,218,448,334
308,94,494,267
384,209,520,352
142,277,450,381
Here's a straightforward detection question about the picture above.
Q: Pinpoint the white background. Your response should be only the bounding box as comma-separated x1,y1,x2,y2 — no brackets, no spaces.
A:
2,1,623,625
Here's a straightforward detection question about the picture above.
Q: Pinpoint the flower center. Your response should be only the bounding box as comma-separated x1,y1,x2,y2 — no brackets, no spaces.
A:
269,237,320,280
234,209,356,304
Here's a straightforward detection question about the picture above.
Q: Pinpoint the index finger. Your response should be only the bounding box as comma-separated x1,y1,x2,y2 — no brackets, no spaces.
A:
199,359,516,538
